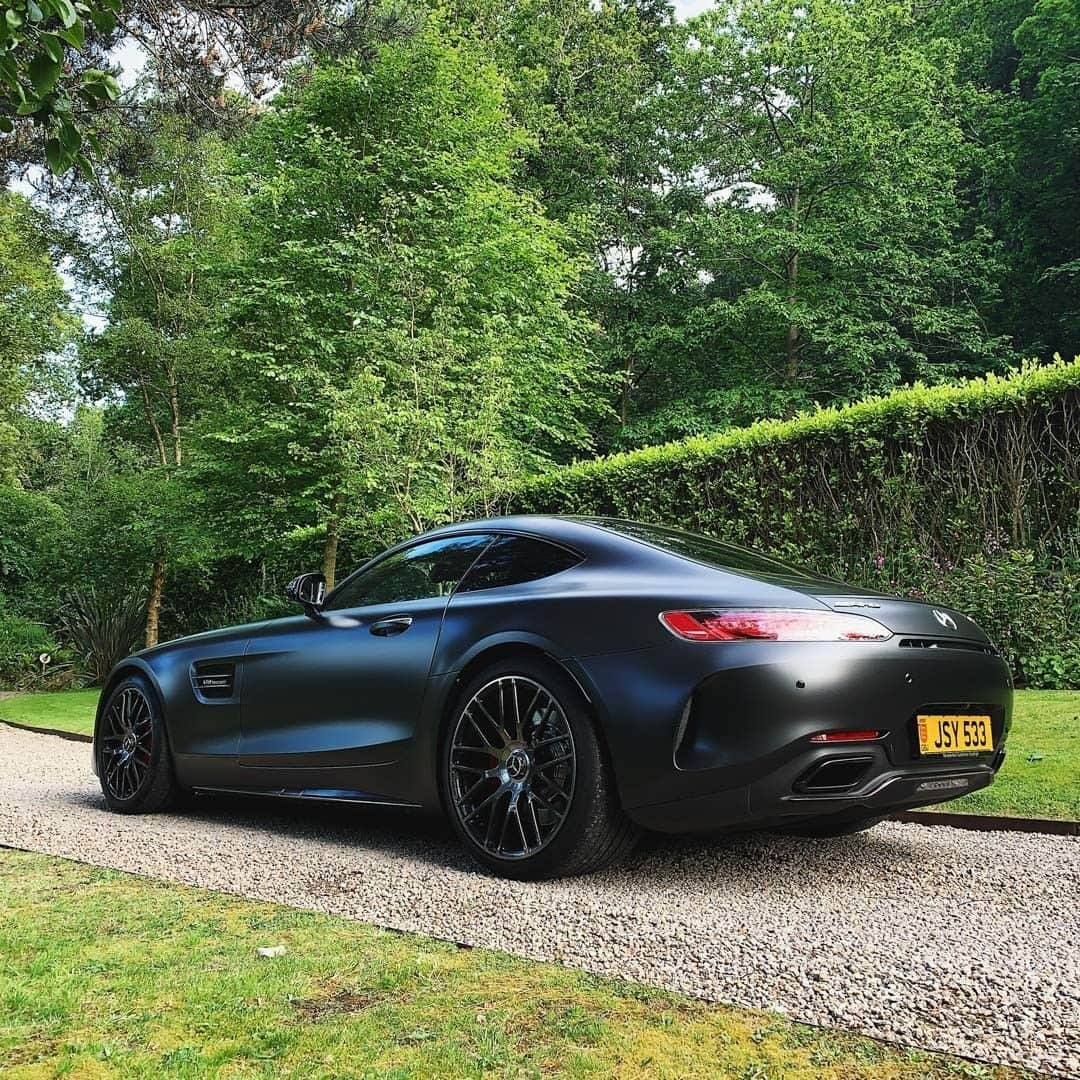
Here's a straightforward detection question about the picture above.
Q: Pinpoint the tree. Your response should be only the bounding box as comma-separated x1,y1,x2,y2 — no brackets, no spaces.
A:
1004,0,1079,349
436,0,677,445
611,0,1012,440
199,32,604,585
0,0,410,174
75,111,235,644
919,0,1078,355
0,0,122,174
0,190,75,480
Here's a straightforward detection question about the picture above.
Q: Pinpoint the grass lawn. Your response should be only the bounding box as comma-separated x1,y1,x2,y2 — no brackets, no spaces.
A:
0,687,1075,820
928,690,1079,821
0,687,99,736
0,849,1030,1079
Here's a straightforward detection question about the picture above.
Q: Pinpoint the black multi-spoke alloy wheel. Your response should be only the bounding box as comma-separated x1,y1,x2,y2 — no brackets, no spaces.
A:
441,657,638,879
97,674,179,813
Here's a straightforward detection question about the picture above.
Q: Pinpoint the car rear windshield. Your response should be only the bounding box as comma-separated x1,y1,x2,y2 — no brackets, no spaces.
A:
578,517,843,588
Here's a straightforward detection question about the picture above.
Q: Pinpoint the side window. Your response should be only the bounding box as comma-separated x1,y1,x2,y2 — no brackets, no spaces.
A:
458,535,581,593
325,534,493,611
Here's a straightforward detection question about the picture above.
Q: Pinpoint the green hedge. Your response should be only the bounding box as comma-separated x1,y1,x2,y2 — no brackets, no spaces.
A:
504,359,1080,687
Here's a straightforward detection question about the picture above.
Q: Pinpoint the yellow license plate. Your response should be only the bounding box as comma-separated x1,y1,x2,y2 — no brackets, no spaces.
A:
917,714,993,755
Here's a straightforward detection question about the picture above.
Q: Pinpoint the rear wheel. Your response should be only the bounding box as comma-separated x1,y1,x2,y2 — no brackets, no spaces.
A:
441,657,638,879
97,674,179,813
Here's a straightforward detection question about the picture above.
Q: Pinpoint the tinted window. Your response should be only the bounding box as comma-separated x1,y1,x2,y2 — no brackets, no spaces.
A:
325,534,492,610
458,535,581,592
580,518,841,587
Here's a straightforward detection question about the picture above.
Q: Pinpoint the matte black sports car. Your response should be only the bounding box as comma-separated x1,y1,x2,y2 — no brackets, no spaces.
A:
94,516,1012,878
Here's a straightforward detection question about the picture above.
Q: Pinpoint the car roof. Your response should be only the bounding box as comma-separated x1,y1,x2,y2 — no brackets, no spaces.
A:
412,514,624,553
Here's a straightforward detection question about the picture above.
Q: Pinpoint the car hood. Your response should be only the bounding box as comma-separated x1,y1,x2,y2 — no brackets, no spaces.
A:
134,618,270,661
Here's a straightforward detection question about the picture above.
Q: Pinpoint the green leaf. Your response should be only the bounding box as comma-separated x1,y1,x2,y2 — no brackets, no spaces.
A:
0,54,19,90
28,53,61,96
53,0,79,29
5,9,24,31
89,9,115,32
40,33,64,63
27,1,45,23
0,115,13,133
16,98,42,115
56,21,84,48
57,117,80,153
44,136,69,172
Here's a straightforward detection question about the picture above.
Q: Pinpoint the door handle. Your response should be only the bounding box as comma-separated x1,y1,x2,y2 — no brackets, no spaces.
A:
370,615,413,637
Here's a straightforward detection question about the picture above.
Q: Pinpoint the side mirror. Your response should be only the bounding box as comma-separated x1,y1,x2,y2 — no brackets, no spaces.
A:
286,572,326,614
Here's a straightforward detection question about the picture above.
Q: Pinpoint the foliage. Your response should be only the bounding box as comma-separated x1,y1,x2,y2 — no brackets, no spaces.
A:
0,483,68,610
60,584,145,684
611,0,1011,442
0,192,75,480
1,0,1078,673
197,34,603,584
0,606,59,688
505,359,1080,686
0,1,414,174
0,0,121,173
871,548,1080,690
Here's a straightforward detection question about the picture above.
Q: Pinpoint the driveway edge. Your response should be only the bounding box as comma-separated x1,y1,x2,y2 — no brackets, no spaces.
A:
0,720,91,744
892,809,1078,836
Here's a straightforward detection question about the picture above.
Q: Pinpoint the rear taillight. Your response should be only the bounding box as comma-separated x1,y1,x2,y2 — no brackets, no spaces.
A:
659,609,892,642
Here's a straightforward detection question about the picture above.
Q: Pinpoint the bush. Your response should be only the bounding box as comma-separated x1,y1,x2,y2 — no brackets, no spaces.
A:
61,587,147,685
0,611,62,690
504,359,1080,687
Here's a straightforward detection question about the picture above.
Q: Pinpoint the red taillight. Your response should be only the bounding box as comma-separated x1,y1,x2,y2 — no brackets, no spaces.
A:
809,730,884,743
659,609,891,642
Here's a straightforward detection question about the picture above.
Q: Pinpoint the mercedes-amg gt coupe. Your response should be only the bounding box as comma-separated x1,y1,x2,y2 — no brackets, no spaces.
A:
94,516,1012,878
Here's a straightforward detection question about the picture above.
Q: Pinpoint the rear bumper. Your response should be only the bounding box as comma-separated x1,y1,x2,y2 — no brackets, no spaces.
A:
630,751,1006,833
575,637,1012,833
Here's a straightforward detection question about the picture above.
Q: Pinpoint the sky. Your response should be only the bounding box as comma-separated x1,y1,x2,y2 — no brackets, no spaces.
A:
672,0,713,16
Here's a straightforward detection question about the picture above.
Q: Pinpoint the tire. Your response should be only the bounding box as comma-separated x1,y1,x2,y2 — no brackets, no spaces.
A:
440,656,638,880
96,673,180,813
777,813,886,838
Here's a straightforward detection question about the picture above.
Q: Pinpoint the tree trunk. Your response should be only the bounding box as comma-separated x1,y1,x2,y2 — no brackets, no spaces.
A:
322,495,343,592
785,186,801,382
145,557,165,649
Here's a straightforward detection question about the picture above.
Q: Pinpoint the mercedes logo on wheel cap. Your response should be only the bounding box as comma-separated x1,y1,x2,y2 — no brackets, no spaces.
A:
932,609,957,630
505,749,531,781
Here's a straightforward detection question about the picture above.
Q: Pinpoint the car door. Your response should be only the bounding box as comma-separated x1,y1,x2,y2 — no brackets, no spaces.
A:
237,533,493,798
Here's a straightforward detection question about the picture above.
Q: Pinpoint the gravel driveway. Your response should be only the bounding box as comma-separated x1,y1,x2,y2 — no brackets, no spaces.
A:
2,724,1077,1077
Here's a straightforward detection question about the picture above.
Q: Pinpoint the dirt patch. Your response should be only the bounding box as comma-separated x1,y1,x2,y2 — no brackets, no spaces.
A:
294,988,383,1020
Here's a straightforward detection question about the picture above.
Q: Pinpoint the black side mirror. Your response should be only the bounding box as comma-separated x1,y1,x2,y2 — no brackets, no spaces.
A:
286,572,326,615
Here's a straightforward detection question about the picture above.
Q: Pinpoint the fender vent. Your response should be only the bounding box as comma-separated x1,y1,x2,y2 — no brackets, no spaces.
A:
191,662,236,700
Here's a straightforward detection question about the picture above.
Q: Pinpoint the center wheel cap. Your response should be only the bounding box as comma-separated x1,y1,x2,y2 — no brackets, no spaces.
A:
505,748,531,781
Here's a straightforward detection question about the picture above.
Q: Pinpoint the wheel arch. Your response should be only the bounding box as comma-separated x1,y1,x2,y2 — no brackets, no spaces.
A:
433,638,617,810
94,659,169,746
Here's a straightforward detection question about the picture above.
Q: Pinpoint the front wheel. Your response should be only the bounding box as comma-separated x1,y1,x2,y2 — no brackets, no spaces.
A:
440,657,638,879
96,674,180,813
